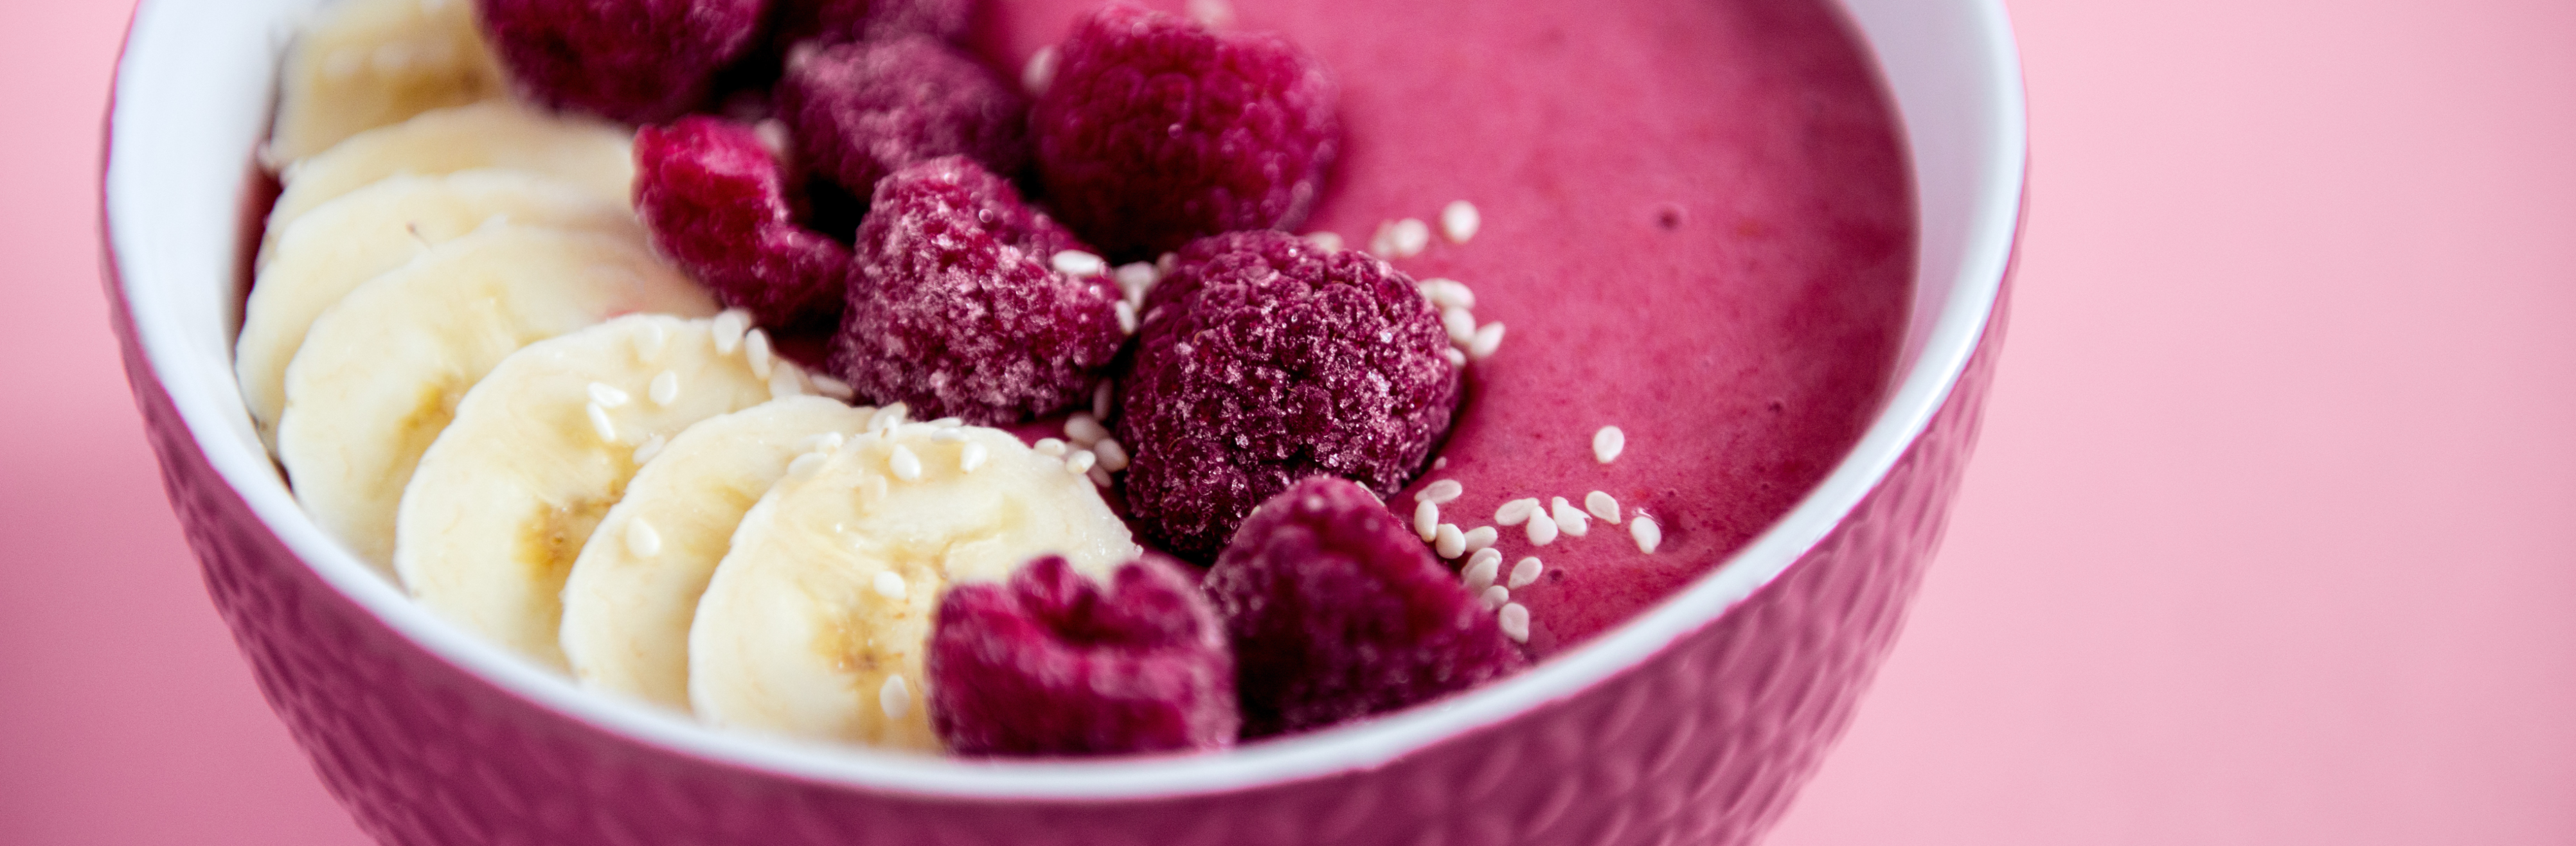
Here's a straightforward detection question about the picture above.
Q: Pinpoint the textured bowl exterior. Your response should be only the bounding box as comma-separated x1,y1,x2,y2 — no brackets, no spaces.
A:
107,233,2010,845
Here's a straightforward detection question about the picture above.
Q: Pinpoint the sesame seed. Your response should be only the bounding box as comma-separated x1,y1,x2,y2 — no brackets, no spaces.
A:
1115,300,1138,335
1632,515,1663,554
1441,200,1481,244
1494,498,1541,526
768,367,804,400
632,321,669,362
586,402,618,443
1093,438,1130,471
1414,501,1440,542
787,451,829,478
1434,457,1448,470
623,518,661,558
889,445,923,481
1480,585,1509,610
1463,550,1501,592
1051,250,1107,277
880,674,910,720
1305,231,1345,251
1551,497,1590,537
1434,523,1466,558
1088,465,1115,488
1594,426,1626,464
1156,252,1178,276
801,432,847,454
1114,262,1159,304
710,310,751,355
929,428,966,443
1469,322,1505,360
1390,218,1431,257
1418,479,1464,504
1021,46,1057,96
869,403,908,432
1065,450,1097,475
1064,413,1107,446
1419,278,1476,310
1442,348,1467,367
1442,307,1478,346
1499,603,1530,643
649,370,680,406
960,441,990,473
810,375,857,401
1028,439,1062,458
752,120,790,159
1587,491,1622,524
632,434,666,465
1461,525,1499,554
745,328,775,379
874,570,908,601
587,382,631,408
1509,556,1543,588
1526,511,1559,546
1093,381,1116,420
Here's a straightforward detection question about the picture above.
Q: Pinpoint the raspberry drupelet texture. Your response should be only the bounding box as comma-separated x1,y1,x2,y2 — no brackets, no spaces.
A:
1206,477,1527,738
779,37,1030,200
634,117,852,330
772,0,972,49
832,156,1125,423
476,0,766,125
1033,5,1341,259
929,554,1240,756
1117,230,1460,561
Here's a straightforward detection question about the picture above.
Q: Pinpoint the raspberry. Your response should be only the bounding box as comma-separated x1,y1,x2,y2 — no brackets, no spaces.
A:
476,0,765,124
928,554,1239,756
634,117,853,330
1032,6,1341,258
1206,478,1527,737
778,37,1030,199
773,0,972,49
1116,231,1460,561
832,156,1125,423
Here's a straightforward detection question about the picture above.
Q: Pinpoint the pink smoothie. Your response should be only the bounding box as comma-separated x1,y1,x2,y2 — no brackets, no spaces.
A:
981,0,1913,657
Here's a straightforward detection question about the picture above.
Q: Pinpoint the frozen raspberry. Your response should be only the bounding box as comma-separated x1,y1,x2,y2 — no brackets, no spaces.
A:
1116,231,1460,560
929,554,1239,756
773,0,972,49
832,156,1123,423
778,37,1030,199
476,0,766,124
1206,477,1527,738
1033,6,1341,258
634,117,852,330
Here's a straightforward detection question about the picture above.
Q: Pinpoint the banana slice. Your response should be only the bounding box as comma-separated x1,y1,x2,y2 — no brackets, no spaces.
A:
239,169,645,450
560,396,877,711
689,417,1138,750
264,101,635,260
399,315,816,670
276,226,715,573
267,0,507,164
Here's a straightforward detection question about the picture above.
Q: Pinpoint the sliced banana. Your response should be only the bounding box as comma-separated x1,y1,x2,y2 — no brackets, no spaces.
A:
689,420,1138,750
239,169,645,449
264,101,635,260
267,0,507,164
398,315,812,670
560,396,877,712
276,226,715,573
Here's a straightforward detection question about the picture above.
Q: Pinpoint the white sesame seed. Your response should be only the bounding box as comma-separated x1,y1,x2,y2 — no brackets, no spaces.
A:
632,434,666,465
1115,300,1139,335
1434,524,1466,558
810,375,857,401
1498,603,1530,643
1093,381,1116,420
745,328,775,379
1021,46,1058,96
889,445,923,481
1434,456,1449,470
586,402,618,443
801,432,847,454
1398,501,1435,543
1305,231,1345,251
960,441,990,473
1442,307,1478,346
620,518,661,558
1632,515,1663,554
1093,438,1130,471
1469,322,1505,360
1480,585,1509,610
930,428,967,443
768,367,805,400
587,382,631,408
1551,497,1590,538
1034,438,1067,457
1419,278,1476,310
1440,200,1481,244
1186,0,1235,27
1587,491,1622,524
710,310,751,355
1526,511,1559,546
1065,450,1097,475
1494,498,1541,526
1156,252,1178,276
752,119,790,159
880,674,910,719
1088,465,1115,487
1509,556,1543,588
869,403,908,432
1390,218,1431,257
1594,426,1626,464
1368,221,1396,256
649,370,681,406
787,451,829,478
1051,250,1107,277
1463,550,1502,592
874,570,908,601
1461,525,1499,554
632,321,669,362
1442,348,1468,367
1064,413,1107,446
1418,479,1464,504
1114,262,1159,304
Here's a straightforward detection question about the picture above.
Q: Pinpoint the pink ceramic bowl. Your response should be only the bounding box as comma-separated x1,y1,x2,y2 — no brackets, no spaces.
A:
103,2,2026,843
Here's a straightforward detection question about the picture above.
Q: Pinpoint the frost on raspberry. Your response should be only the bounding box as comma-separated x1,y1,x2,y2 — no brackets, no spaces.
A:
772,0,972,49
832,156,1124,424
1116,230,1460,561
476,0,765,124
634,117,852,330
929,554,1240,756
1033,5,1342,259
779,37,1030,200
1206,477,1527,738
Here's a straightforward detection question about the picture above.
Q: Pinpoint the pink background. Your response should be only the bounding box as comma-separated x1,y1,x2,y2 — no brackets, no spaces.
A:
7,0,2574,843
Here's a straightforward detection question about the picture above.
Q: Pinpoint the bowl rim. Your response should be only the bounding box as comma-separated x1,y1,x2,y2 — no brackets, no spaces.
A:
104,0,2027,800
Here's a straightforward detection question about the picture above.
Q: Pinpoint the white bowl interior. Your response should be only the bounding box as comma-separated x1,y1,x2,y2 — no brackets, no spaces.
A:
106,0,2024,798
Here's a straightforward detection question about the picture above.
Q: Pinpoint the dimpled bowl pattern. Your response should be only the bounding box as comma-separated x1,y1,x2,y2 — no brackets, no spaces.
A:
102,1,2026,843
